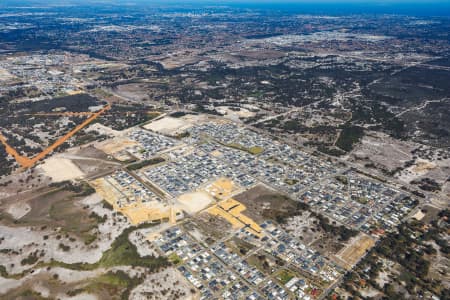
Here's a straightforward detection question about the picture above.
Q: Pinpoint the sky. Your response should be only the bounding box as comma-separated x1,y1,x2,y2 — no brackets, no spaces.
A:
2,0,450,16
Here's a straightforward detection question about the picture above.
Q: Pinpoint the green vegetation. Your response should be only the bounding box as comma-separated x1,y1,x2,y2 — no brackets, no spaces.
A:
335,175,348,185
336,124,364,152
174,131,190,139
225,142,264,155
0,265,9,277
18,290,49,300
58,243,71,252
283,120,303,132
168,253,182,265
49,180,95,196
48,196,101,245
312,213,358,242
344,215,450,298
248,146,264,155
355,197,368,204
126,157,165,171
20,251,39,266
317,145,346,157
86,270,144,300
276,269,295,285
82,233,97,246
43,224,169,271
284,178,299,186
102,200,114,210
170,111,187,118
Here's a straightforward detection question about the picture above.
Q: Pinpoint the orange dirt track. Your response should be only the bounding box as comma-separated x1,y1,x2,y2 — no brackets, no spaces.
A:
0,104,110,169
26,112,95,117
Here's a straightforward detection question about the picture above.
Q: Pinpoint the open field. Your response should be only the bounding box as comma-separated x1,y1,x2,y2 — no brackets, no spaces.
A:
0,186,101,245
176,191,214,214
190,212,234,245
96,136,138,156
144,116,191,136
39,157,85,182
234,184,306,224
335,233,375,270
204,177,240,200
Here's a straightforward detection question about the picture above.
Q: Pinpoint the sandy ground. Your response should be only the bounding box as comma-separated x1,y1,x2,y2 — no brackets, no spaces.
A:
86,123,121,137
335,233,375,270
0,67,16,82
204,178,241,200
282,212,318,246
176,191,214,214
39,157,85,182
216,106,256,122
0,168,51,199
6,202,31,219
144,116,191,135
0,194,132,275
0,265,141,299
412,210,426,221
129,228,160,257
130,267,195,300
96,136,138,155
351,132,413,172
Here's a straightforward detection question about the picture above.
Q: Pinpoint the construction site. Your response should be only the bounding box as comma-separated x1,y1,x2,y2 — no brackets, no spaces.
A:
208,198,263,238
90,170,181,225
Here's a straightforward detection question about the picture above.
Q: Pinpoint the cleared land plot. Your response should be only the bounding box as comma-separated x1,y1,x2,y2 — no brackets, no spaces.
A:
335,233,375,270
208,198,263,237
190,212,233,245
224,237,256,257
247,250,284,275
234,184,307,224
39,157,84,182
97,137,138,156
177,191,214,214
204,177,240,200
144,116,191,135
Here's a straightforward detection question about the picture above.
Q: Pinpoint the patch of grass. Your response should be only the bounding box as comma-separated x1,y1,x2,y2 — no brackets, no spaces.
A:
174,131,190,139
49,198,98,237
82,233,98,245
248,146,264,155
225,143,264,155
276,269,295,285
0,265,9,277
284,178,299,186
355,197,368,204
168,253,182,265
227,142,247,152
0,265,24,279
